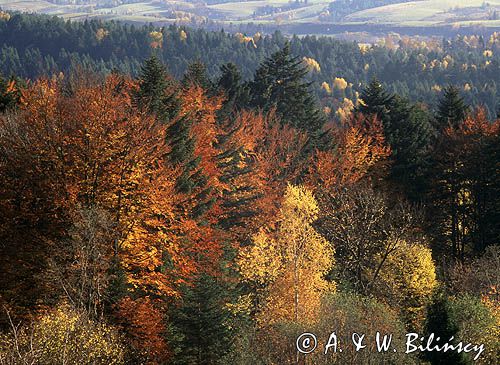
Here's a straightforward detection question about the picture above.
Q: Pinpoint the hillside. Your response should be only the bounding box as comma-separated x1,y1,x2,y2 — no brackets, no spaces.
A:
1,0,500,36
0,13,499,117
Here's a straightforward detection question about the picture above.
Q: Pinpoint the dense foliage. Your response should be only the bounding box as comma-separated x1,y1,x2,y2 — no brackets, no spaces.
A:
0,13,499,117
0,13,499,365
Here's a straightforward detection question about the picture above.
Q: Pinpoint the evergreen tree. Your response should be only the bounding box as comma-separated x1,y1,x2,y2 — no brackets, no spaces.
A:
0,76,20,112
216,62,249,120
166,114,206,196
249,43,325,132
135,55,171,115
356,78,394,119
168,273,232,365
424,293,467,365
385,97,434,201
435,86,469,130
182,61,213,92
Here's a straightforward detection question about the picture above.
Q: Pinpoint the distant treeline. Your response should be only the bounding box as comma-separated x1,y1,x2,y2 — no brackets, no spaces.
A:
0,12,499,115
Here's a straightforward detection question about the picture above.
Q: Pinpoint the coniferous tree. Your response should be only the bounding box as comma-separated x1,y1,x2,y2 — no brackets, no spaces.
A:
385,97,434,200
216,62,249,120
356,78,394,120
166,114,202,195
0,76,19,112
424,293,466,365
182,61,213,92
135,55,171,115
168,273,232,365
249,43,325,133
435,86,469,130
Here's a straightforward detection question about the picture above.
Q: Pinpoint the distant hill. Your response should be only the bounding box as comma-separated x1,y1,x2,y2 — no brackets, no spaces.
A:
1,0,499,37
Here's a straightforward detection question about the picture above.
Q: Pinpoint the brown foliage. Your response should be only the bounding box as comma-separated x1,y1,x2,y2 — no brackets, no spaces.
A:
116,296,169,364
307,113,390,191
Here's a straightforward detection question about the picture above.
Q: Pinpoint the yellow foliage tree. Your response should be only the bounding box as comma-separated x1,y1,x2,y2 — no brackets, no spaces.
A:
149,31,163,49
333,77,348,90
303,57,321,73
238,184,334,325
179,30,187,42
375,242,437,325
321,81,331,94
96,28,109,42
0,304,124,364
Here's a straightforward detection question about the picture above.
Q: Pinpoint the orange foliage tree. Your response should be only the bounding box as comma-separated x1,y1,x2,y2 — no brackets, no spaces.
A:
307,113,391,190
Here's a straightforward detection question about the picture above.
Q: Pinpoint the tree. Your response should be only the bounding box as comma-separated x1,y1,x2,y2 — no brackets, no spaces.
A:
385,97,434,200
0,304,125,365
316,184,425,294
116,296,169,364
307,113,391,190
0,76,19,112
249,43,325,133
356,78,394,120
429,109,499,259
216,62,249,120
182,61,213,92
168,273,233,365
238,184,334,325
135,55,177,117
424,293,467,365
435,85,469,130
374,241,437,326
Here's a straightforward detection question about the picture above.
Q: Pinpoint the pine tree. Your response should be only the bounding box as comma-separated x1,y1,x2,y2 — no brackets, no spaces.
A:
249,43,325,133
436,86,469,130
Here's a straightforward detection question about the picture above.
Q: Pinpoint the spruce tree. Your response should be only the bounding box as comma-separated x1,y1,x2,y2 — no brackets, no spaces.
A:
0,76,20,112
182,61,213,92
436,86,469,130
386,97,434,201
168,273,232,365
249,43,325,132
424,293,466,365
216,62,249,119
136,55,170,115
356,78,394,119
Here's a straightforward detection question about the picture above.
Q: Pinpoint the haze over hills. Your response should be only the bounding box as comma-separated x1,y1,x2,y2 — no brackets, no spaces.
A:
1,0,500,37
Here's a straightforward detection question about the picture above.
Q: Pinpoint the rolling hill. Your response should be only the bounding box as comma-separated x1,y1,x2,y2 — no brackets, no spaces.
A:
1,0,499,34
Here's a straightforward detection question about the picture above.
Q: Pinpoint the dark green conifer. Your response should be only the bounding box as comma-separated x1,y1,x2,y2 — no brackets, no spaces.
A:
435,86,469,130
356,78,394,119
424,293,467,365
135,55,170,115
386,97,434,200
182,61,213,92
168,273,232,365
249,43,325,132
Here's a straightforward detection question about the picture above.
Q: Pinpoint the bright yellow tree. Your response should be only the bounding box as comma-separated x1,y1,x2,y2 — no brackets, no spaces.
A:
238,184,334,325
375,241,437,326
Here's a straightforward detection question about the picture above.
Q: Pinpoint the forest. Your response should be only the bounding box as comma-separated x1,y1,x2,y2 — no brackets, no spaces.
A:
0,11,499,365
0,13,499,116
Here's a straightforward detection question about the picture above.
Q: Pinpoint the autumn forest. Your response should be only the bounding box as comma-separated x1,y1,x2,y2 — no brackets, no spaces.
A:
0,12,499,365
